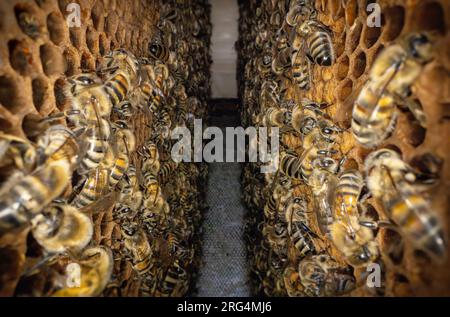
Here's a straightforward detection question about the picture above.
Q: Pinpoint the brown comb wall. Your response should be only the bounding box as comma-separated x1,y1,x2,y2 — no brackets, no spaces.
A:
239,0,450,296
0,0,211,297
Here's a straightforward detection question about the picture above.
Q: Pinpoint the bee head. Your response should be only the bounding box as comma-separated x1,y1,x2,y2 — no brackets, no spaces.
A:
121,221,138,237
300,117,317,135
408,33,433,62
114,120,129,130
70,73,99,87
350,243,379,267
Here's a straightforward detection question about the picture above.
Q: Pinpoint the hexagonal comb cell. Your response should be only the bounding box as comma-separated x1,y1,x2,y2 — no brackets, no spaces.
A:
382,228,404,266
382,6,404,42
1,0,208,298
14,3,43,40
47,11,67,45
351,51,366,78
32,76,51,114
238,0,450,297
0,0,448,298
0,75,22,114
362,23,381,49
40,43,66,76
8,39,36,76
413,2,445,34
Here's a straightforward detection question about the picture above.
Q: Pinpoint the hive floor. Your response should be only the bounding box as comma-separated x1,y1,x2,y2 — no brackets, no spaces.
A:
196,123,251,296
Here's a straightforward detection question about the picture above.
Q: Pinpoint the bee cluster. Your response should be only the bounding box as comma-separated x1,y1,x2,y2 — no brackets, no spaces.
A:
0,0,211,296
238,0,450,296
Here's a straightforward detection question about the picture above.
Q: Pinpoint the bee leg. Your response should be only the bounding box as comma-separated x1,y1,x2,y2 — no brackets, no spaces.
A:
70,174,88,199
409,153,442,189
397,96,427,128
358,186,372,202
22,252,59,277
358,214,396,231
335,155,347,174
40,110,82,123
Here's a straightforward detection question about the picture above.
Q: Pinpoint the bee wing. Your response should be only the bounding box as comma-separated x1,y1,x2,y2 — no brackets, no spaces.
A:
299,221,322,241
79,191,119,215
370,62,402,96
91,98,108,141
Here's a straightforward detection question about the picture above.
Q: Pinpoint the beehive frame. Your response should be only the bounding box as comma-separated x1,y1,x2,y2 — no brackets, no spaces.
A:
0,0,211,297
239,0,450,296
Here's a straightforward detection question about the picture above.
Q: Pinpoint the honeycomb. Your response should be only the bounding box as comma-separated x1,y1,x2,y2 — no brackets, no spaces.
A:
0,0,211,296
238,0,450,296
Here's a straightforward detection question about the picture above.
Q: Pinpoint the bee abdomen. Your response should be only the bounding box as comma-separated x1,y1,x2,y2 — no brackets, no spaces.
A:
105,73,130,106
109,156,129,187
308,32,334,66
352,86,397,147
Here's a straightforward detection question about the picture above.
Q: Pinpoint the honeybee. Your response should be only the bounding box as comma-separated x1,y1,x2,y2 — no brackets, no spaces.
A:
52,246,113,297
131,61,162,113
31,202,93,254
158,160,178,184
328,170,379,267
296,19,335,67
117,165,143,212
279,145,337,184
279,150,303,180
36,124,79,168
142,167,160,196
308,168,338,236
99,146,128,190
121,222,153,275
290,99,330,137
149,36,170,63
146,63,169,114
0,159,71,234
139,142,161,175
264,175,292,220
143,193,170,217
285,197,319,258
333,170,363,221
263,222,289,257
154,107,172,139
113,100,134,119
77,118,112,176
112,120,136,154
272,46,292,76
72,167,109,209
352,33,433,148
0,132,37,172
63,74,113,175
298,253,355,297
264,107,291,127
285,0,317,27
100,49,140,92
291,47,311,90
257,54,273,76
365,148,447,263
101,121,136,188
156,260,189,297
64,73,113,125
